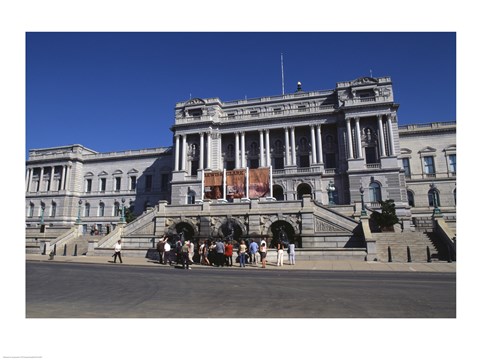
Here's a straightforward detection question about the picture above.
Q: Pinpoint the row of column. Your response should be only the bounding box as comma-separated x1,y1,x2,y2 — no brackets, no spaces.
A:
174,125,327,171
345,114,396,160
25,165,70,193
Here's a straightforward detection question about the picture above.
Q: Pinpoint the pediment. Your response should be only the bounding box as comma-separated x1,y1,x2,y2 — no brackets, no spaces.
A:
127,168,139,174
443,144,456,152
98,170,108,176
418,146,436,153
113,169,123,175
84,172,94,177
352,77,378,86
400,148,412,155
185,98,206,107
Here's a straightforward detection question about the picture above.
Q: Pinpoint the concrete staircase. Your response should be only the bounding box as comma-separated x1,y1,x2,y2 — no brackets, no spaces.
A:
372,231,441,262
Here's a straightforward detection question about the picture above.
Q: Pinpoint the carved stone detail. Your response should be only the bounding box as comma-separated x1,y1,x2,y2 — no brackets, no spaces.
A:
314,217,347,233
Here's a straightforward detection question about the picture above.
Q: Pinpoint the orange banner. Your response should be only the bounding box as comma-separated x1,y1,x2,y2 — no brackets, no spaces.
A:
204,171,223,199
249,167,270,198
226,169,245,200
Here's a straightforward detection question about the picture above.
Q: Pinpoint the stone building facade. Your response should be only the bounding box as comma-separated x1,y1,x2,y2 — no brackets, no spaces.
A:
25,76,456,259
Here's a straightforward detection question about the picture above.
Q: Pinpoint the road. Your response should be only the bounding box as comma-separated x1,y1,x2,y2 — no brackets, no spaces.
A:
26,261,456,318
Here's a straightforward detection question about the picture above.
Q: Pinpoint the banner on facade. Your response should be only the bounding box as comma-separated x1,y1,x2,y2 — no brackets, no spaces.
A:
249,167,270,198
226,169,246,200
204,171,223,199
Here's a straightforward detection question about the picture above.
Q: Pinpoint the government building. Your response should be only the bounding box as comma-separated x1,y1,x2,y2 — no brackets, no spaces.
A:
25,76,456,262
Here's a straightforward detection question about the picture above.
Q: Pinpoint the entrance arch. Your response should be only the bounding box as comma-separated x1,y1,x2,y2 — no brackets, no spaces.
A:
297,183,312,199
269,220,295,248
273,185,284,201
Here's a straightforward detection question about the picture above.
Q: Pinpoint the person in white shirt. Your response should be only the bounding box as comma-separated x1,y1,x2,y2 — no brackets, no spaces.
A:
163,237,172,265
113,240,123,264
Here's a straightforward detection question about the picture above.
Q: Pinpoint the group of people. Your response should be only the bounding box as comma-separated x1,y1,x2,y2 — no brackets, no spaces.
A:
156,235,296,269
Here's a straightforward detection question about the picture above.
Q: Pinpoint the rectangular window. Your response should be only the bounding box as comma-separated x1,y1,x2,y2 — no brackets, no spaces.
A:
86,179,92,193
325,153,336,169
191,160,199,176
402,158,411,178
226,161,235,171
274,157,284,170
100,178,106,192
130,176,137,190
249,159,259,169
423,156,435,175
299,155,310,168
161,174,169,192
145,175,153,192
115,177,121,191
448,154,456,173
365,147,377,164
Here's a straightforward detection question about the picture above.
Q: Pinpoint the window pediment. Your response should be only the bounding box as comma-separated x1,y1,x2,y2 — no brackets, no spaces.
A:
98,171,108,177
418,146,436,154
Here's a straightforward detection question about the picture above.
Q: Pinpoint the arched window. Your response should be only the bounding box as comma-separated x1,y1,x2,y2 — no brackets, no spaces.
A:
85,202,90,217
407,190,415,207
99,202,105,217
114,201,120,216
369,182,382,203
28,203,34,217
273,185,284,201
50,202,57,217
297,183,312,199
428,189,441,207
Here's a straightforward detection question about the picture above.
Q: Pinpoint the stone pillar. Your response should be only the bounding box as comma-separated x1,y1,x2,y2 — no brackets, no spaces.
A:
181,134,187,171
290,127,296,166
64,164,71,191
235,132,240,169
49,166,54,191
61,165,66,190
377,115,386,157
345,118,354,159
259,130,265,167
310,126,317,164
25,168,31,192
355,117,362,158
174,135,180,171
241,132,246,168
265,129,271,167
387,114,396,156
39,167,44,192
284,127,290,166
206,132,211,169
199,132,205,169
316,125,323,164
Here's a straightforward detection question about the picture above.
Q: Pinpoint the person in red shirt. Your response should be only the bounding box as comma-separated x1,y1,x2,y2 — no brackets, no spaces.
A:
224,241,233,267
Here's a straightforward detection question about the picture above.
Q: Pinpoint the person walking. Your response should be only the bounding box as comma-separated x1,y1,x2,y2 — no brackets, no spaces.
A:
157,235,166,264
259,239,267,268
163,237,172,265
187,240,195,265
225,241,233,267
215,240,225,267
113,240,123,264
175,238,183,265
181,241,191,269
238,240,247,267
249,240,259,265
288,242,296,265
276,241,285,266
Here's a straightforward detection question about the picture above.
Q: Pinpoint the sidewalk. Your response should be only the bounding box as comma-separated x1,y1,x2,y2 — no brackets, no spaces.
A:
25,254,456,273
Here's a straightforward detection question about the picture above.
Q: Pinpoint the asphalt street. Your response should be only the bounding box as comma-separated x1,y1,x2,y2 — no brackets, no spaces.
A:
26,261,456,318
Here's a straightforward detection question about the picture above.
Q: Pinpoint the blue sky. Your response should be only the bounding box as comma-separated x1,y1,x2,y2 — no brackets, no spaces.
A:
26,32,456,155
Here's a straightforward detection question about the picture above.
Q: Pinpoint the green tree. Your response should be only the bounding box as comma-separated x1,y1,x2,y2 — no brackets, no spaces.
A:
124,206,137,223
370,199,399,231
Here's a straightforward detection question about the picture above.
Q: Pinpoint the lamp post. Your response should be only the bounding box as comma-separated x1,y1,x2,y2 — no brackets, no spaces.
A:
430,183,442,215
40,202,45,225
359,186,367,216
327,181,336,205
76,199,83,224
119,197,126,223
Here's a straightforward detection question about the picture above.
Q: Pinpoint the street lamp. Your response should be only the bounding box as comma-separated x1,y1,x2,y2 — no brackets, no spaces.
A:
327,181,336,205
429,183,442,215
359,186,367,216
119,197,126,223
76,199,83,224
40,202,45,225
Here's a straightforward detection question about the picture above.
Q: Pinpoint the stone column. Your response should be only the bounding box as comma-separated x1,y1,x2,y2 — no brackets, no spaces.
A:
387,114,396,156
174,135,180,171
235,132,240,169
345,118,354,159
290,127,296,166
25,168,31,192
199,132,205,169
310,126,317,164
39,167,44,192
61,165,66,190
64,164,71,191
265,129,271,167
284,127,290,166
206,132,211,169
181,134,187,171
259,130,265,167
377,115,386,157
316,125,323,164
355,117,362,158
241,132,246,168
49,166,54,191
